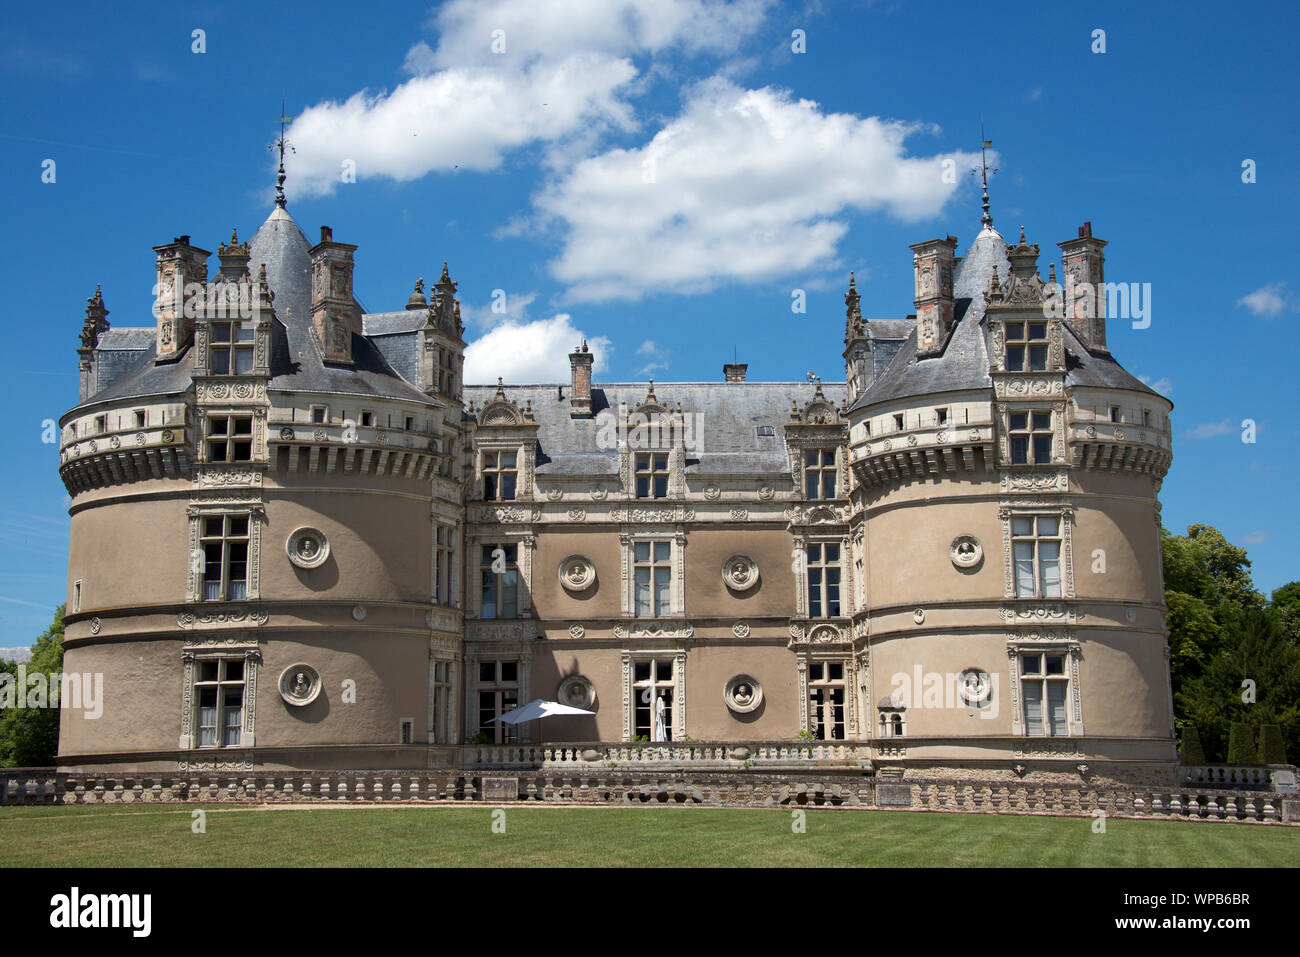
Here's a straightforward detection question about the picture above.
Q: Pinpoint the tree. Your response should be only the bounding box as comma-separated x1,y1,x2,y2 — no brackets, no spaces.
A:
0,605,64,767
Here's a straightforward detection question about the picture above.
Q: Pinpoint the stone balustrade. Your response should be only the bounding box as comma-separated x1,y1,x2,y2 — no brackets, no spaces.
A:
3,764,1296,824
1180,764,1296,791
464,740,873,770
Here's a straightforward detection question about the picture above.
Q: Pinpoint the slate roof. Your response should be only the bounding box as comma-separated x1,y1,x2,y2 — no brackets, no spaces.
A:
849,226,1158,410
463,381,846,476
71,205,439,413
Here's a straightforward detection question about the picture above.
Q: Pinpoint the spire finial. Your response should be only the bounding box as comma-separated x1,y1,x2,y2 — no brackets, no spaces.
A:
978,122,997,229
272,99,294,208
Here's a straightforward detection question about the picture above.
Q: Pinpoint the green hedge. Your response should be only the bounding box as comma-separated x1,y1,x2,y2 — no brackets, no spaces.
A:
1179,724,1206,765
1258,724,1288,765
1226,722,1257,764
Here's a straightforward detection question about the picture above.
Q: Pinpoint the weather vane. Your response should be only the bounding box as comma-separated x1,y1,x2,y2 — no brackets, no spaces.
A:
270,98,295,208
970,122,997,229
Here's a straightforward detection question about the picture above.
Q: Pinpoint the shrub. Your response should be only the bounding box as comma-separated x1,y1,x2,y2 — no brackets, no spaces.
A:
1179,724,1205,765
1226,722,1257,764
1258,724,1288,765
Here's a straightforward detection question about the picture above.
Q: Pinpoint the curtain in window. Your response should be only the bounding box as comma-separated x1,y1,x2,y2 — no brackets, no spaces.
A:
653,567,669,615
1039,542,1062,597
635,568,650,616
1023,682,1044,735
1047,682,1068,736
1014,542,1036,597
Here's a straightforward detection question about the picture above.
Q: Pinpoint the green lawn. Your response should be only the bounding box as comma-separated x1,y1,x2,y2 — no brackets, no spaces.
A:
1,804,1296,867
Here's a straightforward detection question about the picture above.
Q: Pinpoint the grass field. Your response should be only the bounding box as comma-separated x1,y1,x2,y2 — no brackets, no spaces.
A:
1,804,1297,867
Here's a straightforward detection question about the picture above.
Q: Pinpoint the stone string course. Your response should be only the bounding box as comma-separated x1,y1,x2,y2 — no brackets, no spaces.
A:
2,768,1297,824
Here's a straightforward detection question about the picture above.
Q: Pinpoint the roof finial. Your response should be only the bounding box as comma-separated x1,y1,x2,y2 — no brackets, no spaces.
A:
272,98,294,208
978,122,997,230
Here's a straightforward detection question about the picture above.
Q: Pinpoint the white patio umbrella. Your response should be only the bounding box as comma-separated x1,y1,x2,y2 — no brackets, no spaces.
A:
488,698,596,744
489,698,595,724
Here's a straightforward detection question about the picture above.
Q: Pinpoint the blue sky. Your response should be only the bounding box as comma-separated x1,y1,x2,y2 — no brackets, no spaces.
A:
1,0,1297,640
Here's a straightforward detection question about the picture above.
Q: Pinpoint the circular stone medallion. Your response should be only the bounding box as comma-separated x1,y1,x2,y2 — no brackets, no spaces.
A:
722,555,759,592
950,535,983,569
557,675,596,711
724,674,763,713
278,664,322,707
286,527,330,569
558,555,596,592
957,668,993,707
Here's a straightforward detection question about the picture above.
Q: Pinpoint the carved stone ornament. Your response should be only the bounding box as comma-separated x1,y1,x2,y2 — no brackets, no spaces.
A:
950,535,983,569
732,621,751,638
703,484,722,501
957,668,993,706
352,605,367,621
913,608,925,624
278,663,322,707
557,674,596,711
88,617,101,635
724,674,763,714
568,623,585,639
558,555,597,592
722,555,759,592
286,527,330,569
758,485,774,501
545,487,563,501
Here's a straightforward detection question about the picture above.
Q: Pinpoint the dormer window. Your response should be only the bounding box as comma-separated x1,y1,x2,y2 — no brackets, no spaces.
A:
635,453,669,498
893,413,904,431
210,321,254,375
1005,321,1048,372
360,411,374,427
1109,405,1120,423
133,409,147,428
93,414,107,434
483,451,517,501
936,407,948,425
404,415,415,431
1142,409,1151,427
804,449,837,499
311,406,327,424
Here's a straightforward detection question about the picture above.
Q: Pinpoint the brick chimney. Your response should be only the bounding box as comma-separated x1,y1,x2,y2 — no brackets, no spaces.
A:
723,362,748,382
569,340,593,417
1058,221,1109,352
309,225,359,365
911,236,958,357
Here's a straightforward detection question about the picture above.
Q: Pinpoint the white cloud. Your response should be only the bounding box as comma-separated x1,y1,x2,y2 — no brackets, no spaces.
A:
1139,374,1173,396
536,79,982,301
282,0,769,197
1184,419,1234,439
635,339,671,376
464,314,612,383
1236,530,1269,546
1237,282,1291,318
458,291,539,330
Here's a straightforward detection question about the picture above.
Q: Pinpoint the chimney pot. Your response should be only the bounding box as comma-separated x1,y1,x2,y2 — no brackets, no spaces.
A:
321,226,333,243
568,344,594,417
723,362,748,382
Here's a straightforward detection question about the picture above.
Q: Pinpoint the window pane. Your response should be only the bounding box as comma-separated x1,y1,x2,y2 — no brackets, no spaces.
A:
656,661,672,682
1021,655,1042,675
810,663,823,681
502,452,516,468
1033,435,1052,464
481,571,497,619
484,474,498,499
211,324,232,343
1036,516,1059,537
653,567,670,615
200,661,219,682
1006,346,1024,370
1046,655,1065,675
228,516,248,537
1012,517,1033,536
1028,346,1047,370
807,544,821,562
501,473,516,500
1006,322,1024,339
653,476,667,497
211,350,229,374
634,542,649,562
501,662,517,683
654,455,667,471
805,450,819,466
234,349,254,374
635,569,650,616
806,473,819,499
224,659,243,681
1009,412,1027,431
654,542,669,562
1011,436,1029,464
822,473,836,498
825,544,839,562
1028,322,1046,340
1032,412,1051,430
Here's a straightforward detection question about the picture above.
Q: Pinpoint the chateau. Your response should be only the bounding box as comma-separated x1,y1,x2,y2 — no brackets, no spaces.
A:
56,170,1177,783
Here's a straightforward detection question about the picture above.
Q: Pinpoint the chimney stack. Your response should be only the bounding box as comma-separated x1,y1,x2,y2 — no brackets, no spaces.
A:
309,225,359,365
1058,221,1108,352
723,362,748,382
152,235,210,362
569,340,593,417
910,236,958,357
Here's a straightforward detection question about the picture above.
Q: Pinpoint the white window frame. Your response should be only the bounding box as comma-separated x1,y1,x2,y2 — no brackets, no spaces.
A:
621,651,686,742
1007,645,1083,737
620,532,685,617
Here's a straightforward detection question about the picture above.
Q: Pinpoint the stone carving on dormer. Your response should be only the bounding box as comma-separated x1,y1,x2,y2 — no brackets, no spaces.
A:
478,379,525,427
